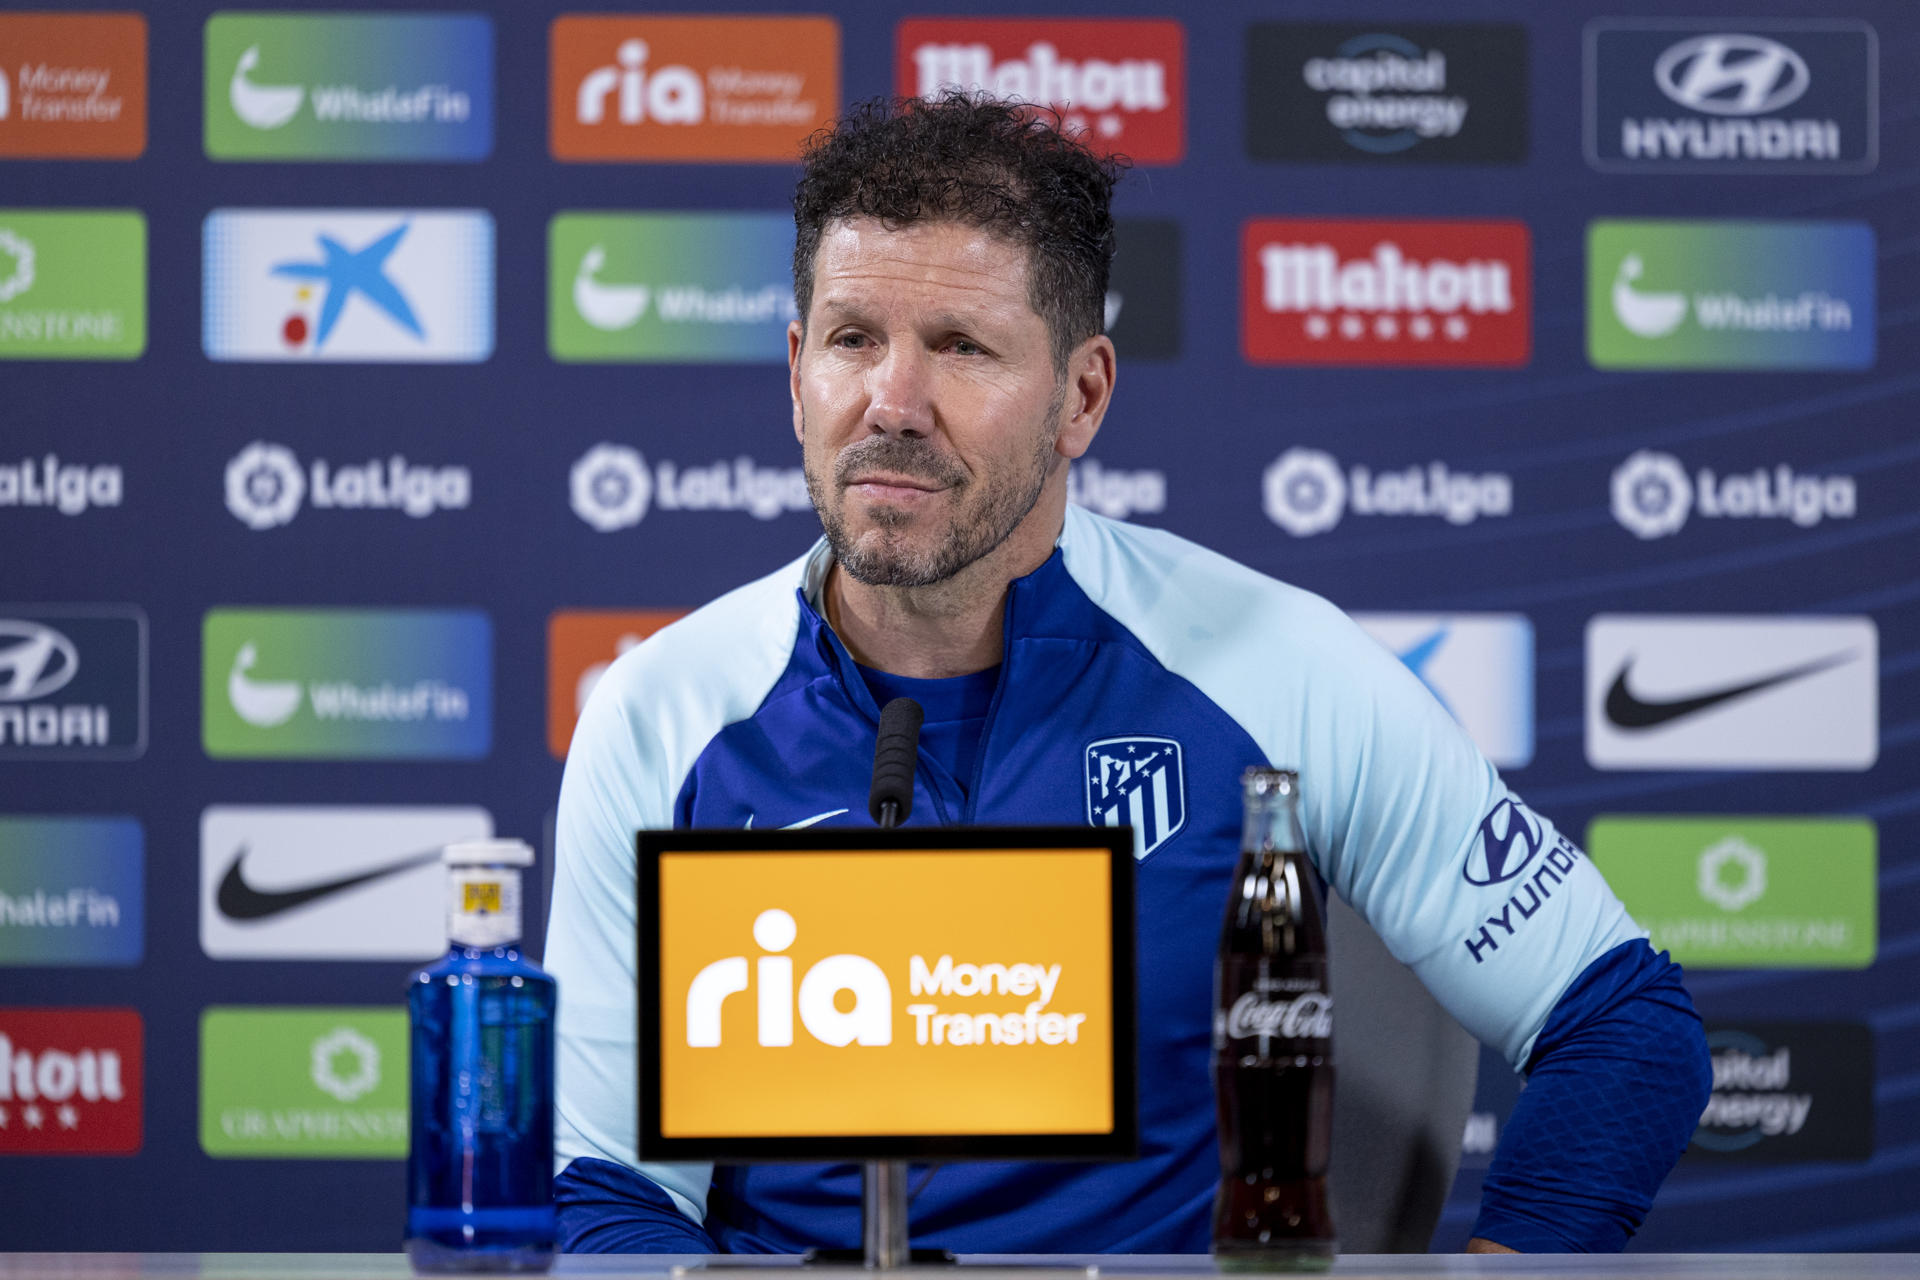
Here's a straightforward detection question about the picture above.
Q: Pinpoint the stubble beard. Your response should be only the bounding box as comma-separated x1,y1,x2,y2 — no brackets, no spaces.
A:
803,387,1064,589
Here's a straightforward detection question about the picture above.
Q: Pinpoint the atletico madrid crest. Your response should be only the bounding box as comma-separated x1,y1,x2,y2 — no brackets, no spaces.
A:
1085,735,1187,860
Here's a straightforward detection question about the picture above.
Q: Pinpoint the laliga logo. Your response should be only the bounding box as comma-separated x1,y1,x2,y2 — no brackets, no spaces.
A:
686,909,892,1048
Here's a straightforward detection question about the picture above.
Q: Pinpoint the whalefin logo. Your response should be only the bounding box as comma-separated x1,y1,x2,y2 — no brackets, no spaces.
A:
230,46,302,129
1612,254,1686,337
573,245,648,330
226,643,300,728
1085,735,1185,859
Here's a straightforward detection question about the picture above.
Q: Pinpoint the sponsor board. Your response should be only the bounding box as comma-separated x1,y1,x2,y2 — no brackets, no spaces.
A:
203,209,493,363
0,210,146,361
550,15,838,162
0,13,147,158
1585,615,1876,771
569,443,813,532
1589,816,1876,969
1245,22,1526,163
1691,1022,1873,1161
202,609,492,760
1586,20,1876,173
0,817,142,967
897,19,1184,163
1107,218,1180,360
1610,449,1856,540
550,212,793,363
1243,219,1529,366
547,611,688,758
0,606,147,760
0,1008,142,1154
200,1007,406,1158
0,454,124,517
1262,447,1512,537
200,806,491,960
205,12,492,160
1068,459,1166,521
223,441,471,530
1353,614,1533,768
1588,220,1874,370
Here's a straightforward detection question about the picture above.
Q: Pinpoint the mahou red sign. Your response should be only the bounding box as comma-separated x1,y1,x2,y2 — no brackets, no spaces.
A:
0,1008,143,1154
1242,219,1532,367
896,19,1185,163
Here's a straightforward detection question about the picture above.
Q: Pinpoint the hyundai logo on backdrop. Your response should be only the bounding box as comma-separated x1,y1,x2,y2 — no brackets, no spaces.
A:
0,608,146,759
1585,615,1877,771
1610,450,1857,539
1353,614,1533,768
1244,22,1526,163
1263,448,1512,537
1586,20,1877,172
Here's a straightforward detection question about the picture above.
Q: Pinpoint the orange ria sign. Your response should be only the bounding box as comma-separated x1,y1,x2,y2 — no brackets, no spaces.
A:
655,846,1117,1140
547,610,687,759
549,15,839,162
0,13,147,159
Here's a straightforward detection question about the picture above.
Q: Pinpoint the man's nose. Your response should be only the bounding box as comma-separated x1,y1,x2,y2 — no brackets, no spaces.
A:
865,343,935,437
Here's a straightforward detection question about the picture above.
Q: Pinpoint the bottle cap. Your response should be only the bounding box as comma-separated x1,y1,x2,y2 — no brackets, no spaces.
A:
443,838,534,867
1241,767,1299,798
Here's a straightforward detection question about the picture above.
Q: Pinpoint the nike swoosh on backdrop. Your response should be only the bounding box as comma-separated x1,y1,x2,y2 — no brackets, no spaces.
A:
217,844,445,921
744,809,849,831
1605,650,1858,730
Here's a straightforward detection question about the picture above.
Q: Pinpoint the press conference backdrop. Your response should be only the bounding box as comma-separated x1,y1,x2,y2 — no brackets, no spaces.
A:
1,0,1914,1254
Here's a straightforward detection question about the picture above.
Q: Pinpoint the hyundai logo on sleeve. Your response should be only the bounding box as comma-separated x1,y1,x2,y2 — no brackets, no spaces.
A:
1463,798,1543,886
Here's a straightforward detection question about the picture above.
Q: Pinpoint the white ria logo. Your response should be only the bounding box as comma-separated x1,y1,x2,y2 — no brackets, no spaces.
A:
686,909,892,1048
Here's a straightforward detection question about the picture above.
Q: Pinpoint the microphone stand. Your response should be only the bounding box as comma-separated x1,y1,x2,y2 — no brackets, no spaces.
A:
863,698,921,1270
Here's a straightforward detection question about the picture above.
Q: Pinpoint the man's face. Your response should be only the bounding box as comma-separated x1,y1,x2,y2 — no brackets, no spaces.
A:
789,218,1066,588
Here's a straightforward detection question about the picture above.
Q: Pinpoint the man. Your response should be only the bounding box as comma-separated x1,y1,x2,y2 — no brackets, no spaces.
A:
546,94,1711,1255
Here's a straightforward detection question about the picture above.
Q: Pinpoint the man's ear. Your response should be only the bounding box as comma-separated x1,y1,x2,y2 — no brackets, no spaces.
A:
788,319,806,444
1055,334,1117,461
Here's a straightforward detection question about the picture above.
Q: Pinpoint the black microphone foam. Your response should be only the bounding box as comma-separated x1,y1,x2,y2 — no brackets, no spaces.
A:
868,696,924,828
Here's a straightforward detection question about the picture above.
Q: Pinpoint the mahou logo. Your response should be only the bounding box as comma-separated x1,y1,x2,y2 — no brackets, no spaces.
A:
1243,219,1531,366
0,1008,142,1153
550,15,840,162
897,19,1185,163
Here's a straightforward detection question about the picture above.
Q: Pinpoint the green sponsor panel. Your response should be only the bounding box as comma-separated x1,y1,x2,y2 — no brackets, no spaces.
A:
0,210,146,360
200,1006,408,1158
1589,816,1876,969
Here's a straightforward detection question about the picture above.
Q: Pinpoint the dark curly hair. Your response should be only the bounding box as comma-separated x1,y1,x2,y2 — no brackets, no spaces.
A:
792,93,1127,373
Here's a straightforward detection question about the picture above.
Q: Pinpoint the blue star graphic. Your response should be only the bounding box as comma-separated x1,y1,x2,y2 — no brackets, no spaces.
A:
271,222,424,349
1397,627,1453,716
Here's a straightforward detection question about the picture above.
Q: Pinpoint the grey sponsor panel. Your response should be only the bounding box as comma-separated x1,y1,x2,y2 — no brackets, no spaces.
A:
0,606,146,760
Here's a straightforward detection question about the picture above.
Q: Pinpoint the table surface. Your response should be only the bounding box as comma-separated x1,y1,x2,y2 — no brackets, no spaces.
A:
2,1257,1919,1280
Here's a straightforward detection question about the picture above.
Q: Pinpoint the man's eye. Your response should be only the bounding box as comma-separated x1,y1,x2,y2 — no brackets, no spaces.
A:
833,332,871,349
951,339,983,356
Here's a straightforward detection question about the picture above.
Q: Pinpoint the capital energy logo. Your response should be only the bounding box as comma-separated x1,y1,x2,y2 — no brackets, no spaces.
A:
1106,218,1181,360
0,14,146,158
1586,615,1876,771
547,610,688,758
1589,817,1876,969
201,806,490,959
223,441,471,530
658,847,1114,1137
1243,219,1529,366
0,818,142,967
0,211,145,360
1354,614,1533,768
551,15,838,162
202,609,492,760
569,443,812,532
550,212,794,362
200,1007,406,1157
0,453,123,517
1610,449,1856,540
1691,1023,1873,1161
1588,221,1873,370
1245,22,1525,163
0,607,146,760
0,1008,142,1154
204,13,492,160
204,209,493,363
1586,20,1876,173
1262,447,1511,537
897,19,1184,164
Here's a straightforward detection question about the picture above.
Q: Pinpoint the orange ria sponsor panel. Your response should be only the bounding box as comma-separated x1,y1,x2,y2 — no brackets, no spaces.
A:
550,15,839,162
0,13,148,159
657,848,1115,1138
547,610,688,758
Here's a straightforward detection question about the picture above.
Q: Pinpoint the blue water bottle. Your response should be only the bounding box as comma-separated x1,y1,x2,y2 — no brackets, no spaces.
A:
406,839,558,1272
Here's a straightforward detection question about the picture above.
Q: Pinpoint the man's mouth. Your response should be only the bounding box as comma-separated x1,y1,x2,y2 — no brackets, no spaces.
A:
847,472,946,502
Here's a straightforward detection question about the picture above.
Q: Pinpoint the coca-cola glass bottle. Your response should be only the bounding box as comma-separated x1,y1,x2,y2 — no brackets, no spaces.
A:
1211,767,1336,1269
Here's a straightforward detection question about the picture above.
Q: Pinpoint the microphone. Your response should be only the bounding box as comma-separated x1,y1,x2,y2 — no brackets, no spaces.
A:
868,697,924,829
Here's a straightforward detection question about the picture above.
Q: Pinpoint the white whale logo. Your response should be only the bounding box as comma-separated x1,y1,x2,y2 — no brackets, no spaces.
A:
228,642,302,728
230,46,304,130
1611,254,1688,339
573,246,650,331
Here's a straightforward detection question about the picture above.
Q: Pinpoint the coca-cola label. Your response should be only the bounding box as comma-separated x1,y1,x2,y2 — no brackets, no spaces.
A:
896,19,1186,163
1223,990,1333,1043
